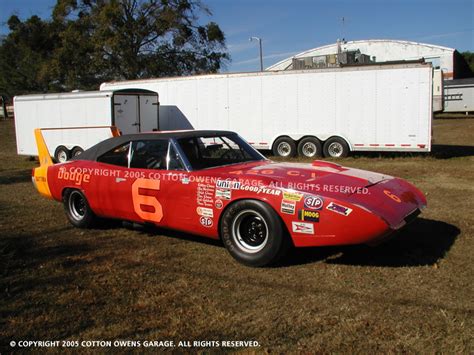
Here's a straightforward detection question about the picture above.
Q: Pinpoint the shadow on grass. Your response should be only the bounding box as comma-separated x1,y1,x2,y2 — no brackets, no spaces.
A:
125,221,223,248
0,226,95,270
281,218,459,267
430,144,474,159
0,169,32,185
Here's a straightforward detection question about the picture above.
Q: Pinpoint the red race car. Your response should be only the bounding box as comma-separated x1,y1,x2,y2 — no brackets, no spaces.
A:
32,128,426,266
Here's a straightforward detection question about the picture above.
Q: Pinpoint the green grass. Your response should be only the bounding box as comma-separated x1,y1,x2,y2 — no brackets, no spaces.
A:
0,118,473,352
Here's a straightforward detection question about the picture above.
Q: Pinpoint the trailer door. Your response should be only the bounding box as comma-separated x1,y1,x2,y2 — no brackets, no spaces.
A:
114,94,139,134
139,94,159,132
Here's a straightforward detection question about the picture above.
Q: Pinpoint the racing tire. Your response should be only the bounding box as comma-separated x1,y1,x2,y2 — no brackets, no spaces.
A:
54,146,71,163
323,137,350,158
63,189,97,228
220,200,290,267
71,146,84,158
297,137,322,158
272,137,296,158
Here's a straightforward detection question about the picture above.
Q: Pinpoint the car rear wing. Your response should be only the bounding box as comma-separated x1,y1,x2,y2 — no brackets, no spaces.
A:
34,126,121,166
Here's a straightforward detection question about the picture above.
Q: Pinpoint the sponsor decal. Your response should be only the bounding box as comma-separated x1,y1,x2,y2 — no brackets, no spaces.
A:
215,199,223,209
282,191,304,201
326,202,353,216
298,209,320,222
58,167,90,186
239,185,281,195
292,221,314,234
304,195,324,210
216,179,241,189
281,200,296,215
199,216,213,227
196,207,214,218
197,183,215,207
181,177,190,184
215,188,232,200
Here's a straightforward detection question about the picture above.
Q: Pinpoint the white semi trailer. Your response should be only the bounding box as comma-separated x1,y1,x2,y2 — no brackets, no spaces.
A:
101,62,433,158
14,89,158,162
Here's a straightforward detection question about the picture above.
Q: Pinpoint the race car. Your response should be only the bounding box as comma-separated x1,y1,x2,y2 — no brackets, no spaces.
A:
32,128,427,266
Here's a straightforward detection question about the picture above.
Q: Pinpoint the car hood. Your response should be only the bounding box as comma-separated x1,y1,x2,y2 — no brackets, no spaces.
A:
212,160,390,191
210,160,426,228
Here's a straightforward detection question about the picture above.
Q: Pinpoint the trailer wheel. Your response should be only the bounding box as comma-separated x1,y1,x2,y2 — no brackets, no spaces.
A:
298,137,322,158
71,146,84,158
54,146,71,163
272,137,296,157
323,137,350,158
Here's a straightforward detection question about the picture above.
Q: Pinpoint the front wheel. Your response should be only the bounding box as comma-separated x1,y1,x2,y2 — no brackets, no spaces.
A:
272,137,296,157
220,200,290,267
54,146,71,163
63,189,97,228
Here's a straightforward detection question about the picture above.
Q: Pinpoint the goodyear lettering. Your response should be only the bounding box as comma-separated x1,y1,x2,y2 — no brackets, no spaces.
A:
240,185,281,195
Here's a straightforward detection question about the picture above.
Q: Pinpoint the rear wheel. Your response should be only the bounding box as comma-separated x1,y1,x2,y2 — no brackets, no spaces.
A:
298,137,322,158
272,137,296,157
54,146,70,163
323,137,350,158
63,189,96,228
71,146,84,158
220,200,290,267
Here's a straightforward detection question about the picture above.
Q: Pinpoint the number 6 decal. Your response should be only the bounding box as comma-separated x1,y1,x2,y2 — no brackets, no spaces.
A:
384,189,401,203
132,178,163,222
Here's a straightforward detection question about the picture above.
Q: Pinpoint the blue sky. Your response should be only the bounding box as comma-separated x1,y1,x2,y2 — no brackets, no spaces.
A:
1,0,472,72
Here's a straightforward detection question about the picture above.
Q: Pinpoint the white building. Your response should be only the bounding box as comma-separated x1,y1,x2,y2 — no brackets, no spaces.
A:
267,39,470,80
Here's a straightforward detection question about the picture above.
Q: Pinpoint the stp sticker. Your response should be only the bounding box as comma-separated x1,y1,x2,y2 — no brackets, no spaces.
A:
298,209,320,222
215,199,223,209
199,216,213,227
292,221,314,234
304,195,324,210
196,207,214,218
326,202,353,216
281,200,296,215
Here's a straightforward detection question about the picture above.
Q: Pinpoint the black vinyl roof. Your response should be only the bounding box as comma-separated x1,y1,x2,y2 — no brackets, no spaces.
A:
71,129,236,162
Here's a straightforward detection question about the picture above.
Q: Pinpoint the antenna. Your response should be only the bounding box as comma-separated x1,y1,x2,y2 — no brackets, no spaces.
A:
340,16,347,42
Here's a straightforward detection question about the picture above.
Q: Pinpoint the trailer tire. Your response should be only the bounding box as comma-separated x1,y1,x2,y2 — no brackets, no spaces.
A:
54,146,71,163
71,146,84,158
298,137,322,158
323,137,350,158
272,137,296,157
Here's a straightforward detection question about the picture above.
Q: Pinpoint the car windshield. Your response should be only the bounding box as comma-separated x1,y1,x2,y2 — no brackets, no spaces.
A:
176,134,265,170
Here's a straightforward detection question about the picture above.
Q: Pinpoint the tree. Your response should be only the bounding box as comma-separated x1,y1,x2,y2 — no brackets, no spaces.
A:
52,0,230,86
460,51,474,73
0,15,62,96
0,0,229,95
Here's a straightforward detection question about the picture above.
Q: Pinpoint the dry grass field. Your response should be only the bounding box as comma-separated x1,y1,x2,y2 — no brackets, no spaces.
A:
0,118,473,353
